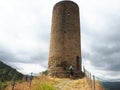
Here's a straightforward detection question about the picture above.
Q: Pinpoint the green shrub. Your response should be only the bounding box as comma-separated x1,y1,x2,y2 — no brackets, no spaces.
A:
34,81,56,90
42,70,48,75
0,81,8,90
0,82,2,90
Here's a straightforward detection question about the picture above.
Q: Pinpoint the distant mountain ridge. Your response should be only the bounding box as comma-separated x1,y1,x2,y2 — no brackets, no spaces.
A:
0,60,23,81
102,81,120,90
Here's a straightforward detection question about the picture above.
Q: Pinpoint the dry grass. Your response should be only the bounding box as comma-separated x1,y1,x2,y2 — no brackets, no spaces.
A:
5,75,104,90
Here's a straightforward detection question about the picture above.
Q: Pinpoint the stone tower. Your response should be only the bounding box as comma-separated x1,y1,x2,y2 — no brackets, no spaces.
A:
48,0,82,78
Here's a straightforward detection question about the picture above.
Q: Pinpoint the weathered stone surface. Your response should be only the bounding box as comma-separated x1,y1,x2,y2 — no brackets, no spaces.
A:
48,1,82,78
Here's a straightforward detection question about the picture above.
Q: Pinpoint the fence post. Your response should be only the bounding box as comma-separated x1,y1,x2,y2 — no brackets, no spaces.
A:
1,79,3,90
86,70,89,85
93,75,95,90
89,73,92,89
1,76,4,90
83,66,85,73
11,80,15,90
83,67,86,88
88,72,90,87
11,71,17,90
29,72,33,88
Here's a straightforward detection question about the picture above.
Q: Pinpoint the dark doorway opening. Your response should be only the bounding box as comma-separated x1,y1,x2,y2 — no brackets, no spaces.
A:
76,56,79,70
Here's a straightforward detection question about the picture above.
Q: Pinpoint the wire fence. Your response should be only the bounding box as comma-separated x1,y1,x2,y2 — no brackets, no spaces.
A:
0,72,33,90
1,68,116,90
83,66,105,90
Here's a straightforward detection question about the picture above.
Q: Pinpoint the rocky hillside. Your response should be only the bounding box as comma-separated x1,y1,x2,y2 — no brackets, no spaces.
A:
0,60,23,81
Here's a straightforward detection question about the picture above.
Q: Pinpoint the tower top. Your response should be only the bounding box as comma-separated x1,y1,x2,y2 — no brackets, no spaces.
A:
53,0,79,9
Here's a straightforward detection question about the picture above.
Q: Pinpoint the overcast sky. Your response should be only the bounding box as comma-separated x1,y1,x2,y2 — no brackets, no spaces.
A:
0,0,120,81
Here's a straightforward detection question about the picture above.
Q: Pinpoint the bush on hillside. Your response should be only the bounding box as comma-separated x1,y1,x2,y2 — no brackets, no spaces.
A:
42,70,48,75
34,81,56,90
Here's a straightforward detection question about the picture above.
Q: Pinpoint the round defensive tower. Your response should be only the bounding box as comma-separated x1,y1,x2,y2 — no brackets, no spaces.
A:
48,0,82,78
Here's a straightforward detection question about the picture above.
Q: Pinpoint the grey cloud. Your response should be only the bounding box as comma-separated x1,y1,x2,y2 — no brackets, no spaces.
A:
82,13,120,74
0,45,48,69
83,35,120,72
0,46,15,63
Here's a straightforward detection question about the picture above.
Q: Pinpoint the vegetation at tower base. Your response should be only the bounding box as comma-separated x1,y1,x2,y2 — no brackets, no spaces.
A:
5,74,105,90
42,70,48,75
0,60,23,81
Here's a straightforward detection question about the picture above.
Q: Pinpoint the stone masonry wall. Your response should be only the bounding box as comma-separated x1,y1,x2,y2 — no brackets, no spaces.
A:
48,1,82,77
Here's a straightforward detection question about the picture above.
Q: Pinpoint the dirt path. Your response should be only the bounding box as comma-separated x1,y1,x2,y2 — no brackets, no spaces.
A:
55,78,90,90
55,79,73,90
